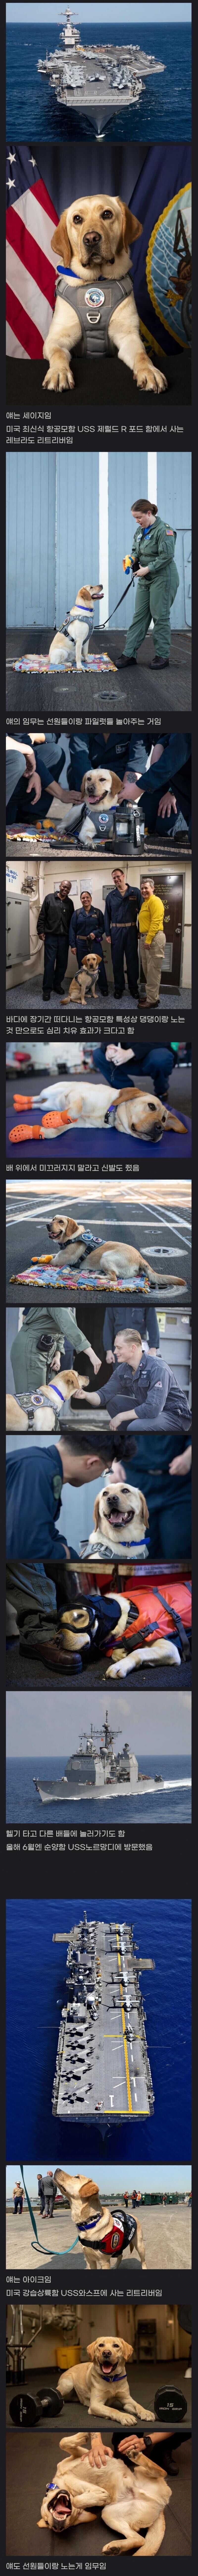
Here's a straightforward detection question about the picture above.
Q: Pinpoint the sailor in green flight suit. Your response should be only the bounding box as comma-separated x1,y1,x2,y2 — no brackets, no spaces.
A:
118,499,179,670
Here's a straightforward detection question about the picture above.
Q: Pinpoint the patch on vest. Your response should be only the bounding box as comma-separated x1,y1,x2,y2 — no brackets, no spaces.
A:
84,286,105,322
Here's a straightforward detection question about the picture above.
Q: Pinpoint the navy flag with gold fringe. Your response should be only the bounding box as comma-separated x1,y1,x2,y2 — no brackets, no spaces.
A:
130,146,191,358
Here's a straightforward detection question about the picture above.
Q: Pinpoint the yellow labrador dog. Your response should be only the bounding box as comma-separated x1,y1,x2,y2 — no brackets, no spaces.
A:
81,1478,149,1561
69,951,102,1003
37,1085,186,1141
81,766,123,809
6,1368,89,1435
57,2333,155,2423
108,1089,186,1142
48,583,104,671
53,2169,146,2272
78,768,123,842
30,1215,185,1295
43,196,167,394
38,2429,171,2552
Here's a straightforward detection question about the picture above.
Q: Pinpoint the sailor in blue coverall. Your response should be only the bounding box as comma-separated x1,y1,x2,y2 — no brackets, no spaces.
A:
70,892,108,994
104,867,141,996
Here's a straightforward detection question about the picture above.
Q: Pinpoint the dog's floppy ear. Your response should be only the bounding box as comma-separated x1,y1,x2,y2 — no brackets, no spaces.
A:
51,213,72,264
163,1111,186,1133
80,2179,99,2205
118,199,143,248
87,2339,96,2359
139,1490,149,1531
122,2337,134,2362
93,1493,101,1531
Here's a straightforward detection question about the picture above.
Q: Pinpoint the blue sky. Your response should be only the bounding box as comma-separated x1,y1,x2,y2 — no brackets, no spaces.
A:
6,2161,192,2195
6,6,192,25
6,1687,191,1755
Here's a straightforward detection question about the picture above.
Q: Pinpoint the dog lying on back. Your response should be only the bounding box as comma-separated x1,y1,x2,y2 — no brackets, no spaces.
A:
53,2170,146,2272
38,2427,171,2551
81,1478,149,1562
48,584,104,671
43,194,167,396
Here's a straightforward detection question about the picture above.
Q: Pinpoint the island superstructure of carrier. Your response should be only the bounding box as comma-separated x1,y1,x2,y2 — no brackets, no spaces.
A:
52,1910,155,2119
38,7,164,133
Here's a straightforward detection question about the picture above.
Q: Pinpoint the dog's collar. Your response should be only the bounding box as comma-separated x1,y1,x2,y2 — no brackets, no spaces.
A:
56,263,115,277
50,1383,65,1403
57,265,80,277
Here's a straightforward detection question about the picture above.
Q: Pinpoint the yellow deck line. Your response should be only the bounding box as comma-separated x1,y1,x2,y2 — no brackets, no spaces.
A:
116,1926,132,2113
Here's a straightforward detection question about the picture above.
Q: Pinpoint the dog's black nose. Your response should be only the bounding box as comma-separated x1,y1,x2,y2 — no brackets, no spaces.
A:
83,231,102,248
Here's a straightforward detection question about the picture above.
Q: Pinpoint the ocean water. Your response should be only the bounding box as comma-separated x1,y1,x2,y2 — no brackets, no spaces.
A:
6,18,192,140
6,1895,191,2160
6,1751,191,1825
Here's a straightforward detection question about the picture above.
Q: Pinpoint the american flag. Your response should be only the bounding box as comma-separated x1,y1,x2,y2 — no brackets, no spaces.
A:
6,146,58,357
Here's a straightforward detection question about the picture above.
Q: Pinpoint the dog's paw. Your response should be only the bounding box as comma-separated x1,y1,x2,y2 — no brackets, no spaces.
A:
133,356,167,393
42,363,74,391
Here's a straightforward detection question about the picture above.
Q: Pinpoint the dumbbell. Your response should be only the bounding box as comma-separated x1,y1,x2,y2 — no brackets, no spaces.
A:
154,2388,187,2422
10,2386,65,2427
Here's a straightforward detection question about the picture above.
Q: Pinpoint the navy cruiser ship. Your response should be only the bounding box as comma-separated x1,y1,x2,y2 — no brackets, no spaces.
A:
34,1710,163,1804
38,8,164,133
52,1911,155,2118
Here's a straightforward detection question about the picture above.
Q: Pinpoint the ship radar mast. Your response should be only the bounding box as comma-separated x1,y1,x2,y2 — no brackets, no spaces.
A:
79,1709,122,1760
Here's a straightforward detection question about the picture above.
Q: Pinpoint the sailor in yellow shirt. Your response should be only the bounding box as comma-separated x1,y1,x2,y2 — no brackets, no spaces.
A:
138,876,166,1005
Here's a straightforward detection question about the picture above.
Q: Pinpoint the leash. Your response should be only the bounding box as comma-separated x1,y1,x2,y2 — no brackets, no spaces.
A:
20,2166,79,2256
103,571,135,627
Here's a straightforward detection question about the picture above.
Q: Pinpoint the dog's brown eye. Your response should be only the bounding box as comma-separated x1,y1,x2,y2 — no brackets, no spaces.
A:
73,213,83,225
103,210,114,220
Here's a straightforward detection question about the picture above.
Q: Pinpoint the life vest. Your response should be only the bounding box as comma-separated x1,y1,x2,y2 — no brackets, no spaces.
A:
105,1580,191,1656
54,267,133,357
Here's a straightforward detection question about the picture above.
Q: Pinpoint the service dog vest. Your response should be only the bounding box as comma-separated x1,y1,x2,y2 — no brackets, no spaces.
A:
78,2211,137,2257
54,268,134,355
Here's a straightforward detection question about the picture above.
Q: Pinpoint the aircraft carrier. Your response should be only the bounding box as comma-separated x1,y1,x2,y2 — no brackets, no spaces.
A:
38,8,164,133
34,1710,164,1803
52,1911,155,2118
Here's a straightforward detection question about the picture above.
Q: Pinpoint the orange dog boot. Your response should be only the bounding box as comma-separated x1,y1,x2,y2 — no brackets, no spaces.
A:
9,1124,41,1142
41,1108,71,1132
13,1093,34,1108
